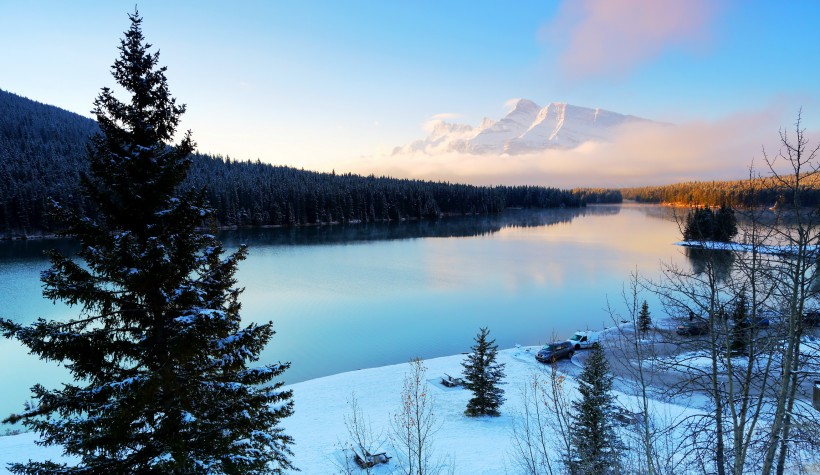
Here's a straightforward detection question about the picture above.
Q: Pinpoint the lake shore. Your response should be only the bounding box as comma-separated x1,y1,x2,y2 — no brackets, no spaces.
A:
3,319,819,473
0,323,699,474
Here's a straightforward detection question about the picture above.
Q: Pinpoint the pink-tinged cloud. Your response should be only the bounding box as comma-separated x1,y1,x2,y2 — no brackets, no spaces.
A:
545,0,716,80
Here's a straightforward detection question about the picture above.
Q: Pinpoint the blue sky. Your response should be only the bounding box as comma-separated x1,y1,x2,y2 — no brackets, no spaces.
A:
2,1,819,186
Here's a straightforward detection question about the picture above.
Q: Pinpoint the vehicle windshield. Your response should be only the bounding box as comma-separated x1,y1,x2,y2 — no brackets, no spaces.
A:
544,343,566,351
570,333,584,341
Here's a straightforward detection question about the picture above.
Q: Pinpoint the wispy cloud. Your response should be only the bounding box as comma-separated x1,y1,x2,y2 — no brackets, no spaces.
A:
543,0,717,80
431,112,463,120
346,106,801,189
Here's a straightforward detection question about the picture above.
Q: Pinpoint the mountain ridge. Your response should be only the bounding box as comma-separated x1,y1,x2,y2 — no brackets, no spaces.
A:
393,99,654,156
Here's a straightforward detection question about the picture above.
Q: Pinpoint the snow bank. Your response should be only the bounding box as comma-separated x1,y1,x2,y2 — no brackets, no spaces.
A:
0,346,701,474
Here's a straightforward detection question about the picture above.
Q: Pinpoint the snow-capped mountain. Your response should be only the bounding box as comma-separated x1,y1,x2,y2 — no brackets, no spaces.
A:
393,99,653,155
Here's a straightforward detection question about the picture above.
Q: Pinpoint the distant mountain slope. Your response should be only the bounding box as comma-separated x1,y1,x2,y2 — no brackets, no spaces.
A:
393,99,653,155
0,89,601,237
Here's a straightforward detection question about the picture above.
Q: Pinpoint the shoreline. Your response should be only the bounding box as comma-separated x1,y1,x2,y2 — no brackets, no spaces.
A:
3,321,818,473
0,203,618,242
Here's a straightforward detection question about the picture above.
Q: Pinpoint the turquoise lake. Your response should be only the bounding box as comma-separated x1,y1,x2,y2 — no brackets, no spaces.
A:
0,203,688,428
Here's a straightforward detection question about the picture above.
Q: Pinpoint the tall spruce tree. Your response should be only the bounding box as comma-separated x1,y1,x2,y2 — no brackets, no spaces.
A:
683,207,715,241
567,344,621,475
461,327,505,417
713,204,738,242
0,11,294,474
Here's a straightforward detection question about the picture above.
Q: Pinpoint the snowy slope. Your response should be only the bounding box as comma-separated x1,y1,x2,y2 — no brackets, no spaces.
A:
0,344,700,474
4,323,819,473
393,100,653,156
466,99,541,154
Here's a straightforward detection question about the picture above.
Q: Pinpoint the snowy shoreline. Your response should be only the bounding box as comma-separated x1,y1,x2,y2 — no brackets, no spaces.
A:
675,240,819,256
4,319,817,473
0,336,700,474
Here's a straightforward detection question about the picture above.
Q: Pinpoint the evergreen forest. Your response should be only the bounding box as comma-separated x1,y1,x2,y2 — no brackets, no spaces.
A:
622,175,820,208
0,89,620,237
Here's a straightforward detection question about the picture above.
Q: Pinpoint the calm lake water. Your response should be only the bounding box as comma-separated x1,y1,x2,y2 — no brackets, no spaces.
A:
0,203,688,428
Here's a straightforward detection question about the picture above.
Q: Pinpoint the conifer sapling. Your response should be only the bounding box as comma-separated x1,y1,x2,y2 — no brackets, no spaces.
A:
567,343,622,474
638,300,652,335
461,327,506,417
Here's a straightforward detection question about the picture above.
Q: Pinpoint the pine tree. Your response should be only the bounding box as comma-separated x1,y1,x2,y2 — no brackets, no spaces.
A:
683,207,715,241
461,327,506,417
567,344,621,475
713,203,738,242
732,292,748,325
729,292,749,355
682,205,738,242
637,300,652,335
0,11,294,474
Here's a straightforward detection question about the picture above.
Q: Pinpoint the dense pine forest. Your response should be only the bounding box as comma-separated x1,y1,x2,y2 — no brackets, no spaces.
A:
0,89,98,234
622,176,820,208
0,88,621,237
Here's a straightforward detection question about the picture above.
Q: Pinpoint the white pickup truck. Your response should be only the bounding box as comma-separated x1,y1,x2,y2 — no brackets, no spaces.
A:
568,330,599,350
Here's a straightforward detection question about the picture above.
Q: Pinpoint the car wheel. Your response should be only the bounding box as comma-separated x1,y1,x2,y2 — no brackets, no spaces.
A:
574,344,581,350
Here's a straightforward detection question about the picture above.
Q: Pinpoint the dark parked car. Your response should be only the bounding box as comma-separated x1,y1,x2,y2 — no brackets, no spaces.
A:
676,320,709,336
737,315,770,329
535,341,575,363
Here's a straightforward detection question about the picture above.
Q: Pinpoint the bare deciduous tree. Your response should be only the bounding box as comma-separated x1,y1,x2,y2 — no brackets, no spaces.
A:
390,358,450,475
509,366,574,475
333,393,384,474
758,111,820,475
653,212,773,475
606,270,679,475
644,112,820,475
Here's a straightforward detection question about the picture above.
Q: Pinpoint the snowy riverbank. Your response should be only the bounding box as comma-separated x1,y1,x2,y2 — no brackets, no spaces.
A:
5,317,818,473
675,240,819,256
1,340,704,474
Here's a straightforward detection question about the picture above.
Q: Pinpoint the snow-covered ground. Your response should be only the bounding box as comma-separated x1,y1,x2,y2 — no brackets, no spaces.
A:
1,343,705,474
3,323,819,474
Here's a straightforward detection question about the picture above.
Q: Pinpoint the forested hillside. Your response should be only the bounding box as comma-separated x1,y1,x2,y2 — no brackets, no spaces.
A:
0,89,619,237
0,89,98,234
622,176,820,208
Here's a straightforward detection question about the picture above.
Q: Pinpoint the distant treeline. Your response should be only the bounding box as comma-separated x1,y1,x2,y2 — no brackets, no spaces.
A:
0,89,621,237
185,159,590,227
622,176,820,208
571,188,623,204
